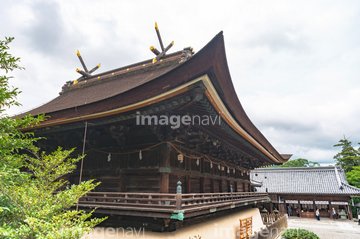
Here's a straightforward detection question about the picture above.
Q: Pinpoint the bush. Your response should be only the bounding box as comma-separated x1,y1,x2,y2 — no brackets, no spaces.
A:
282,228,320,239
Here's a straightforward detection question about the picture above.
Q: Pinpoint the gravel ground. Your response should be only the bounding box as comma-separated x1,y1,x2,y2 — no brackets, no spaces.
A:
286,216,360,239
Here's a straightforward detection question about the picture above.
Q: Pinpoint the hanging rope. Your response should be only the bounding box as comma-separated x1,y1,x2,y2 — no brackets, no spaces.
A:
76,121,88,211
71,140,249,172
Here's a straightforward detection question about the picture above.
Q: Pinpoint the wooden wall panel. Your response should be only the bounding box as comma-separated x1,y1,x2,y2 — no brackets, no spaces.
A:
237,181,243,192
213,165,220,176
222,180,228,192
190,177,201,193
170,149,185,170
203,160,211,174
128,149,159,168
190,159,201,172
96,178,121,192
244,182,250,192
126,174,160,193
205,178,211,193
214,180,221,193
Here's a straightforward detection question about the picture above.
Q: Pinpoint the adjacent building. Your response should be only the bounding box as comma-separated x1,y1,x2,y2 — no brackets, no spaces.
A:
251,166,360,220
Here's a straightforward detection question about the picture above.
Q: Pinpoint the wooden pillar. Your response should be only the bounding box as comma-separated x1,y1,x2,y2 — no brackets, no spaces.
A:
270,202,274,213
119,174,126,192
200,158,204,174
200,177,205,193
185,157,191,171
329,201,333,219
347,204,353,220
210,178,215,193
160,144,170,193
313,200,316,218
279,202,286,215
298,201,302,217
160,174,169,193
119,153,129,192
219,179,223,192
185,175,191,193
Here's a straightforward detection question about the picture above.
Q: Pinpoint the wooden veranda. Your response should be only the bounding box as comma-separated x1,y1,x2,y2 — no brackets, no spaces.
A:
78,191,270,220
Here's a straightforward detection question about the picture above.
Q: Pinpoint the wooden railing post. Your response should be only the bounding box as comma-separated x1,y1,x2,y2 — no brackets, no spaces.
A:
176,194,182,210
176,181,182,210
177,181,182,194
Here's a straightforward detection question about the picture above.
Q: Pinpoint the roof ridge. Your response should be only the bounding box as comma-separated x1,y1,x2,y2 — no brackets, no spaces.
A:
252,166,337,171
334,166,343,190
341,183,360,192
62,50,188,94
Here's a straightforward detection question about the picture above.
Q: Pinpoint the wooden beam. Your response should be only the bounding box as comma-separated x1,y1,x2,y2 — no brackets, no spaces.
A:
347,204,353,220
160,143,171,168
119,174,126,192
185,157,191,171
160,144,171,193
200,177,205,193
186,175,191,193
211,178,215,193
160,173,169,193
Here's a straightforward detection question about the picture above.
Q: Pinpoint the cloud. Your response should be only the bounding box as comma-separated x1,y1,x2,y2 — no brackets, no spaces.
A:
246,28,310,53
1,0,360,167
24,1,64,55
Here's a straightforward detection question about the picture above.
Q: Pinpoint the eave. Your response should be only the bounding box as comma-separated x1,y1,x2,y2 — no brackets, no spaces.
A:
27,74,281,164
20,31,288,164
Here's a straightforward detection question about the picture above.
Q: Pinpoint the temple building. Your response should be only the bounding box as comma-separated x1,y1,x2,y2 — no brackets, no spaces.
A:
20,29,290,232
251,166,360,220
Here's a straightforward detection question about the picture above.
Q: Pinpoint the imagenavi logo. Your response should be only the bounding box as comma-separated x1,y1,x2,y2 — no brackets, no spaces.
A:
135,111,221,129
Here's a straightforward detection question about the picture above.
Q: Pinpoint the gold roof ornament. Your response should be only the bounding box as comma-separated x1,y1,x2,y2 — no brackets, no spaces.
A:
74,50,101,83
150,22,174,63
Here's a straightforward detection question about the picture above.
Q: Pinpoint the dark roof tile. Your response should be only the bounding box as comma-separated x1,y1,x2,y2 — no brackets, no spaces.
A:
250,166,360,195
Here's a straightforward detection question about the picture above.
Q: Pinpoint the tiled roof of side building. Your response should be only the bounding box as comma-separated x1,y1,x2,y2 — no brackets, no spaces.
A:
250,166,360,195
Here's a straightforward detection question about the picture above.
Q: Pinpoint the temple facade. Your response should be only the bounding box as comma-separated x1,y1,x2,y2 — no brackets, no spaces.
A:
20,31,290,231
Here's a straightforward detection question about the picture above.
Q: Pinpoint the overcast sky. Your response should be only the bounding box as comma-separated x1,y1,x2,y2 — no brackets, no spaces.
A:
1,0,360,165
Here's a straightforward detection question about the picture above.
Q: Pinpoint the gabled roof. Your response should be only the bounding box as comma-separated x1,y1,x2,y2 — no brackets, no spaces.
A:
251,166,360,195
18,32,290,164
20,50,187,116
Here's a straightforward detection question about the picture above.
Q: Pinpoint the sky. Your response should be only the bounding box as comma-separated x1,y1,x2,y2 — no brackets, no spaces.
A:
1,0,360,165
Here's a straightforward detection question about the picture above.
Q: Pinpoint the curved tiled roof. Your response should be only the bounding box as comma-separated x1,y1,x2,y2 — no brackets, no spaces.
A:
250,166,360,195
18,52,184,116
18,32,290,164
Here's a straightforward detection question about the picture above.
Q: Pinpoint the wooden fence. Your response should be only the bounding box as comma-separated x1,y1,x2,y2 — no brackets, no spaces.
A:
249,214,287,239
77,191,270,220
261,213,285,225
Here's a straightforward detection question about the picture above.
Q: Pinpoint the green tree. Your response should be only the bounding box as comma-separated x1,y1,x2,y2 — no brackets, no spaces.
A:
333,137,360,172
346,166,360,188
279,158,320,168
0,37,105,238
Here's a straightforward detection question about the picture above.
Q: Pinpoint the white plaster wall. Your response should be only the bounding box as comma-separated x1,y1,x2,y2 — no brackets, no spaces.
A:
83,208,264,239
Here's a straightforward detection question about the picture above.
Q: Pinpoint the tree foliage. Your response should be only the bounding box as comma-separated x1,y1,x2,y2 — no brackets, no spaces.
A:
346,166,360,188
0,37,105,238
282,228,320,239
333,137,360,173
279,158,320,168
